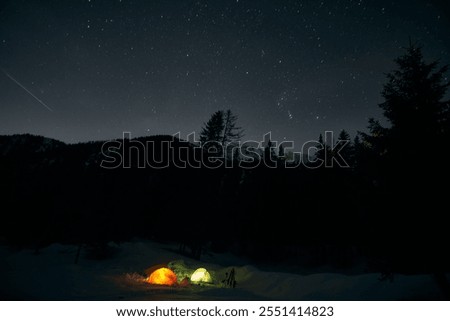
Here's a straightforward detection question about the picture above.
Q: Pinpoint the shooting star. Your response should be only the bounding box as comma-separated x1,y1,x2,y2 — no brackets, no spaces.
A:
1,68,53,112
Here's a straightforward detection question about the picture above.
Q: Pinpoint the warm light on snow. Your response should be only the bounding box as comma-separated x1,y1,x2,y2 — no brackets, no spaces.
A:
147,268,177,286
190,268,212,283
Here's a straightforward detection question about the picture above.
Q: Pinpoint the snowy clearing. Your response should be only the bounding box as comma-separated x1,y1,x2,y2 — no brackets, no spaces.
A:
0,241,444,300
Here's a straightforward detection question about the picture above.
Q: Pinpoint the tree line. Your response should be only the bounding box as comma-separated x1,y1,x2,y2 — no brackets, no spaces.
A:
0,43,448,282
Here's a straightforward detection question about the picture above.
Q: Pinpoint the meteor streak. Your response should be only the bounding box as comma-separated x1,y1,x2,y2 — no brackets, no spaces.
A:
1,68,53,112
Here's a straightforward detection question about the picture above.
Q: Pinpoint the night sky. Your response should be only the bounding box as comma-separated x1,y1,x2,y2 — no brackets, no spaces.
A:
1,0,449,144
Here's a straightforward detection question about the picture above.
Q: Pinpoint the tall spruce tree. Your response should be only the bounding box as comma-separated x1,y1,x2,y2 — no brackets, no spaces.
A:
200,110,243,162
378,43,449,151
199,110,225,145
361,43,450,287
221,109,243,145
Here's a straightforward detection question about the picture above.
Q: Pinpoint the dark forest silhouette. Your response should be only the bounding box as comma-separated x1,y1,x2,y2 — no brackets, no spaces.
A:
0,44,449,294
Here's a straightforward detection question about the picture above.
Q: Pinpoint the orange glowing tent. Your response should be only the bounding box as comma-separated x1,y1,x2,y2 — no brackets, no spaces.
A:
146,267,177,286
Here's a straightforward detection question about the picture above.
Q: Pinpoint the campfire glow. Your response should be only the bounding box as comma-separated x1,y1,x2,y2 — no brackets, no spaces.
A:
190,268,212,283
147,267,177,286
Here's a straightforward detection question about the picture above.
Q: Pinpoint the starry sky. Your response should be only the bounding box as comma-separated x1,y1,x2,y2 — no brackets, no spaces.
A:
1,0,449,144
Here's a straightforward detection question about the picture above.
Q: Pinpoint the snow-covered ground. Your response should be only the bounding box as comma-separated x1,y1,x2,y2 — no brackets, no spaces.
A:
0,241,444,300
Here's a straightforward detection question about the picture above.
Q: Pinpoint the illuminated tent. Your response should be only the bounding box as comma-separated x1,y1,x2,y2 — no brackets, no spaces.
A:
147,267,177,286
190,268,212,283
